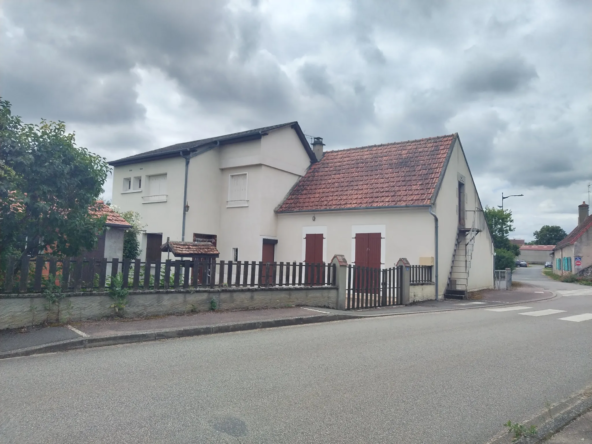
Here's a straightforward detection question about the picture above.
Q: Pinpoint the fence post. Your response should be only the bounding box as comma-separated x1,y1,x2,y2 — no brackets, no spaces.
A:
505,268,512,289
396,258,411,305
331,255,348,310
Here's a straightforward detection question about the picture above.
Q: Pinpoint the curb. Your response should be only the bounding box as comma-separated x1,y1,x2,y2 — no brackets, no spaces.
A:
0,314,356,360
487,383,592,444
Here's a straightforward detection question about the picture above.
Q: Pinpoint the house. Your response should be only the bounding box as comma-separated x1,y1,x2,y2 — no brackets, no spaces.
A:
86,201,132,260
109,124,494,300
552,202,592,276
510,239,525,247
519,245,554,264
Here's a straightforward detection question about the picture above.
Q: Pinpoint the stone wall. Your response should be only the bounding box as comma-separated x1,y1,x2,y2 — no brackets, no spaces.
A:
0,287,338,330
409,284,436,303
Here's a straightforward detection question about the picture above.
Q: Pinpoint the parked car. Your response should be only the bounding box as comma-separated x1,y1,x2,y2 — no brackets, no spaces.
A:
519,260,528,267
545,262,552,268
515,260,521,267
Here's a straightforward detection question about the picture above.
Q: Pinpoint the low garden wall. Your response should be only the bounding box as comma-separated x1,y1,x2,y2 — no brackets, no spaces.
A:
409,283,436,302
0,287,338,330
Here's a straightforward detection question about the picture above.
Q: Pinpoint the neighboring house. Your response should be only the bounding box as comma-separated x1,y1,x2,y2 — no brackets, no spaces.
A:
510,239,525,247
110,124,494,299
519,245,554,264
87,201,132,260
552,202,592,276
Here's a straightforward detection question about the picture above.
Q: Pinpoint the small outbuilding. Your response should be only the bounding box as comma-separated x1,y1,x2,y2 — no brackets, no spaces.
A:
552,202,592,276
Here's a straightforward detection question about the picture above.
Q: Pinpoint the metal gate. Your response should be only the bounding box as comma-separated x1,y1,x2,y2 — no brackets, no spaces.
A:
346,265,403,309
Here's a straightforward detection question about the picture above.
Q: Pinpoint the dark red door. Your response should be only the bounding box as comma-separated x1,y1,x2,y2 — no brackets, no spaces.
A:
354,233,381,292
146,234,163,262
305,234,324,284
261,243,275,284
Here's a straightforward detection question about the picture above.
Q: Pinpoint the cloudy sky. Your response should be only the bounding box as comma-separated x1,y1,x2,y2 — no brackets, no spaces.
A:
1,0,590,240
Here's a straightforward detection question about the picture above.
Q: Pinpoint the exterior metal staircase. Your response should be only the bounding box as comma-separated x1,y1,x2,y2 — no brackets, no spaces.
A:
445,214,480,300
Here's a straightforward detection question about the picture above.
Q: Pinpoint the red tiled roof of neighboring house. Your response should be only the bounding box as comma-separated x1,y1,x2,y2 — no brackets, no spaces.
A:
555,214,592,250
161,241,220,257
93,201,132,228
510,239,525,246
520,245,555,251
276,134,457,213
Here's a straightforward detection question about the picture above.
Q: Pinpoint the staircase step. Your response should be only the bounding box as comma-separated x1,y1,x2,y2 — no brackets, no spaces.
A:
444,290,467,300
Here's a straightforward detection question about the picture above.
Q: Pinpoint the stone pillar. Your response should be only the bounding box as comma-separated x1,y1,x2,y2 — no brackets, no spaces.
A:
331,254,348,310
506,268,512,289
396,258,411,305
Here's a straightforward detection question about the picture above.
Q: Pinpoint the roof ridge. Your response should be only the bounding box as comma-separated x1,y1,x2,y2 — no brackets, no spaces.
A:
324,134,456,155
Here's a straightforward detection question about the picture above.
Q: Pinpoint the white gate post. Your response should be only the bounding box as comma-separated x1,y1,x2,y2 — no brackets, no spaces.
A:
396,258,411,305
331,254,348,310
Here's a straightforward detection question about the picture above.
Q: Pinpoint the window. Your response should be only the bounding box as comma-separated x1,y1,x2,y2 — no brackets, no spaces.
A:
123,176,142,193
232,248,239,262
563,257,572,272
556,258,562,270
228,173,248,207
143,174,167,203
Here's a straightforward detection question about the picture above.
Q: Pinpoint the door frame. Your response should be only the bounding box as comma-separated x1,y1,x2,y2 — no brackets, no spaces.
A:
351,225,385,268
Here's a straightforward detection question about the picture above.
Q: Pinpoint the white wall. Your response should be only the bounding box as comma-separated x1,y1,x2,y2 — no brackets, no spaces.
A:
433,139,494,294
276,208,435,267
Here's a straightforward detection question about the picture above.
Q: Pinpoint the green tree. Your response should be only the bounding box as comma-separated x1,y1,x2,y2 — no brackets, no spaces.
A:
533,225,567,245
110,206,144,259
495,248,516,270
484,206,515,250
0,99,110,264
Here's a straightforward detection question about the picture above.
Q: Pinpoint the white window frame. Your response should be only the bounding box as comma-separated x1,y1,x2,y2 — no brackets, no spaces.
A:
227,173,249,208
122,176,142,194
301,226,327,263
232,248,239,262
351,225,386,267
142,174,168,203
132,176,142,191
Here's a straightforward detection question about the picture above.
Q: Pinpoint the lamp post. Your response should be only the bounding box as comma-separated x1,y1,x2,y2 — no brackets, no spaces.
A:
498,192,524,211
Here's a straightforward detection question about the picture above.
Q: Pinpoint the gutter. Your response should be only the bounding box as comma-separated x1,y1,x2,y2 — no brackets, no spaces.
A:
179,142,220,241
276,204,431,215
429,206,439,300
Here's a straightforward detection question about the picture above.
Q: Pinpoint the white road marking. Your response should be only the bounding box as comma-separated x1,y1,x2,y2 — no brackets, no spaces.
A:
486,306,532,312
535,291,544,294
456,302,486,305
66,325,89,338
557,290,592,297
519,309,566,317
559,313,592,323
301,307,330,314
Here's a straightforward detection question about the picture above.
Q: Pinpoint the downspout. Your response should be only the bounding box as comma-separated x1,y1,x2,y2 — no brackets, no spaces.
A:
429,206,439,300
181,151,190,241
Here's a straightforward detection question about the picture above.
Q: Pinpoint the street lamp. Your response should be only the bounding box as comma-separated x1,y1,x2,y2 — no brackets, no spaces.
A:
498,192,524,211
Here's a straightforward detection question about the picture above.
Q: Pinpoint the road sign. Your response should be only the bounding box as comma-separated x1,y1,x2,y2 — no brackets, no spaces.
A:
575,256,582,267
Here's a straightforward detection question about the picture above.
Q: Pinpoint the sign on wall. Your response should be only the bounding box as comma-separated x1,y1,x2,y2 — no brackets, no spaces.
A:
575,256,582,267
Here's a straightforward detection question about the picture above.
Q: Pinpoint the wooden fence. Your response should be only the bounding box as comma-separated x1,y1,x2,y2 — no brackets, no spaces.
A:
1,257,336,294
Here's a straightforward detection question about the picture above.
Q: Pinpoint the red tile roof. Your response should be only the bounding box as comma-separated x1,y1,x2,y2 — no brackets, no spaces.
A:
555,214,592,250
161,241,220,257
520,245,555,251
92,201,132,228
510,239,525,246
276,134,457,213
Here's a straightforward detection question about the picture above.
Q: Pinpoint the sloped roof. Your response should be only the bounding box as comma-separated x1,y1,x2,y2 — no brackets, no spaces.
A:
109,122,315,166
161,241,220,257
276,134,457,213
93,201,132,228
510,239,525,246
520,245,555,251
555,214,592,250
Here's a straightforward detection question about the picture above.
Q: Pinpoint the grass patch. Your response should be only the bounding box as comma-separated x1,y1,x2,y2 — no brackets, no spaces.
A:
511,281,524,288
543,269,592,286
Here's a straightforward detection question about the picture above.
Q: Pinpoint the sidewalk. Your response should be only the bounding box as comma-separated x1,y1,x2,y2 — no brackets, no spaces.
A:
0,284,554,359
545,408,592,442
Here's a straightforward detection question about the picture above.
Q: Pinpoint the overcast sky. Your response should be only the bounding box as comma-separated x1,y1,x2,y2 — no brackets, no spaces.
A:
1,0,590,241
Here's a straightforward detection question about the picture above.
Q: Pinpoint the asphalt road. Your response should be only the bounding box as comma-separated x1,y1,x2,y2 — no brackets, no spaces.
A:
1,269,591,444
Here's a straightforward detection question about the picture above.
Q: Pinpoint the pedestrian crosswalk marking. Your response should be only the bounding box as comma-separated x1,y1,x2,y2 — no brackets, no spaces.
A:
559,313,592,323
519,309,566,317
456,302,486,306
486,306,532,312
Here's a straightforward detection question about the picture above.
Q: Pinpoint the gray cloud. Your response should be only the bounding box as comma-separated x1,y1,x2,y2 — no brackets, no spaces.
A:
456,53,538,95
0,0,590,229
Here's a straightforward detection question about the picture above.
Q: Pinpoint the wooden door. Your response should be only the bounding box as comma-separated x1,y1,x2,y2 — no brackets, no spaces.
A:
305,233,324,284
146,234,163,262
261,243,275,285
354,233,381,292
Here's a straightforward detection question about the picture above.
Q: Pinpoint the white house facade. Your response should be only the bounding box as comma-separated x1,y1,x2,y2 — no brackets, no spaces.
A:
110,124,494,300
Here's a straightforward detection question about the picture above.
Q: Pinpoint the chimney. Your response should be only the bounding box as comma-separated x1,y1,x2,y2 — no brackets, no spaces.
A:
579,201,589,226
312,137,325,161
